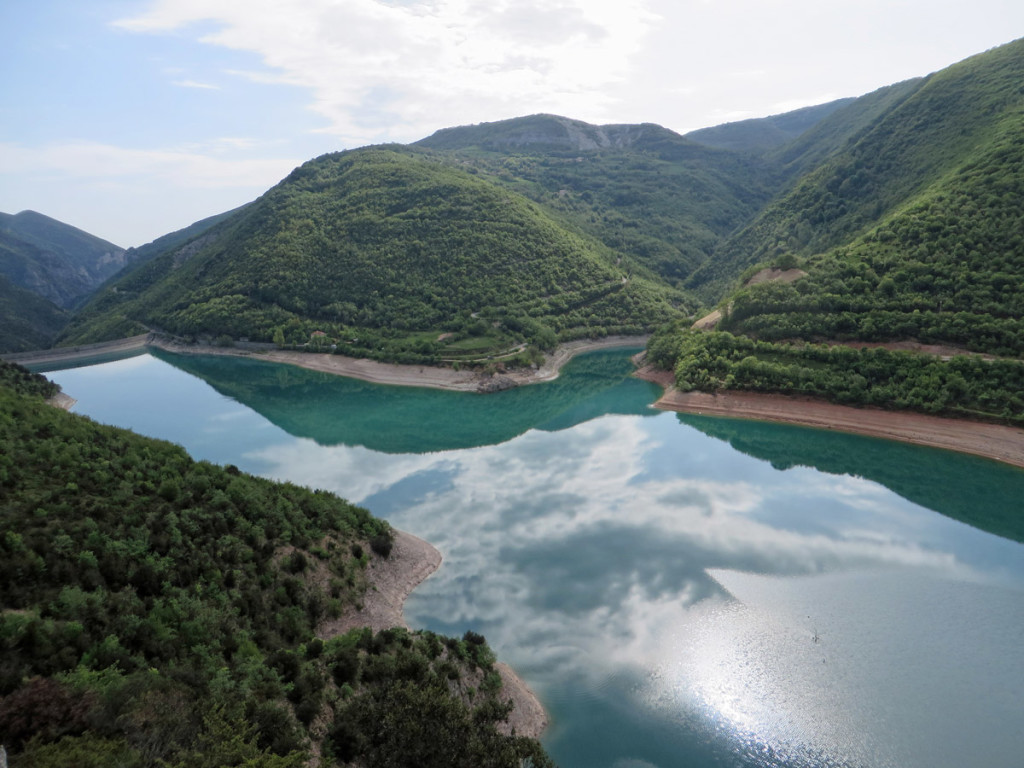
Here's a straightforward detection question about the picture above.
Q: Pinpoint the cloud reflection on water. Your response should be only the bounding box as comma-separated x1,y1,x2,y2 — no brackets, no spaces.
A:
242,410,1024,767
51,352,1024,768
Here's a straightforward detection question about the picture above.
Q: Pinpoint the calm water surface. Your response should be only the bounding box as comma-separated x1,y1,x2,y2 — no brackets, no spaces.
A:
44,351,1024,768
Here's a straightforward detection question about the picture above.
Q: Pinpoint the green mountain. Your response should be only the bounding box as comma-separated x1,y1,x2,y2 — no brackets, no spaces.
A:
57,108,849,359
652,38,1024,424
766,79,924,179
0,272,69,352
414,113,782,287
60,147,685,361
0,360,553,767
683,99,856,154
0,210,129,308
691,40,1024,298
124,204,248,266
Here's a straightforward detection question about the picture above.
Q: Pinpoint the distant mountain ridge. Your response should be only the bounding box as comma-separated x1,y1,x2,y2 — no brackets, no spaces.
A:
682,99,856,154
415,113,679,153
0,210,128,308
0,272,68,352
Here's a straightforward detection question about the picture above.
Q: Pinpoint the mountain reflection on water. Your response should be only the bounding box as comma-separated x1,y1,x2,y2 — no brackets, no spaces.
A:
678,414,1024,544
151,347,661,453
47,351,1024,768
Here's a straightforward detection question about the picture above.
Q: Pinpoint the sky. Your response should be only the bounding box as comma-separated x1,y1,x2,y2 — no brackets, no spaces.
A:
1,1,1022,248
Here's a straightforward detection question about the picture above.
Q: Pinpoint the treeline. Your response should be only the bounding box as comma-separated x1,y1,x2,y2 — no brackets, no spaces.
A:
0,361,553,767
648,327,1024,425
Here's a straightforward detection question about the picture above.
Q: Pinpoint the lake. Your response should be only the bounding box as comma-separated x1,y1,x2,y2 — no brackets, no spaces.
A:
43,349,1024,768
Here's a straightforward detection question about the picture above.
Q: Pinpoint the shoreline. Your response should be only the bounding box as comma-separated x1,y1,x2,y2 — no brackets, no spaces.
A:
319,530,548,739
7,333,648,393
2,334,150,367
147,334,649,392
635,365,1024,469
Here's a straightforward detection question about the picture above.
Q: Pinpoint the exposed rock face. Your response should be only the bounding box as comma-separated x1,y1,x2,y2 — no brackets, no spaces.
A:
476,374,519,393
415,113,678,153
0,210,129,307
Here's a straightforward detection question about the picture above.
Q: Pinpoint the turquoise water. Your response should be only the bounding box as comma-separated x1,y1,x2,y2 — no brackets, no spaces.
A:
47,351,1024,768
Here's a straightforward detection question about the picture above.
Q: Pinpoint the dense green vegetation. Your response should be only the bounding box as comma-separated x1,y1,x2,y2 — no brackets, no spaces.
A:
417,114,780,289
0,272,69,353
646,39,1024,419
721,117,1024,356
60,148,683,361
0,361,553,766
649,327,1024,425
690,39,1024,298
0,359,60,398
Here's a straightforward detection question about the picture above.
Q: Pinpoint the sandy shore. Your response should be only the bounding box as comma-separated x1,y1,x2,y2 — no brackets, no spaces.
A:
2,334,150,366
322,530,443,635
635,366,1024,469
149,334,648,392
319,530,548,739
11,333,647,394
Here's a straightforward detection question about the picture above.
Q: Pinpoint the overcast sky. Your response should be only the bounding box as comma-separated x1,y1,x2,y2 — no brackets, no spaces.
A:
2,0,1022,247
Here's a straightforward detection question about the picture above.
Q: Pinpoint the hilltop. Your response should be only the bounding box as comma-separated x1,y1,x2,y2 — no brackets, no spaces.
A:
59,147,684,364
0,210,130,308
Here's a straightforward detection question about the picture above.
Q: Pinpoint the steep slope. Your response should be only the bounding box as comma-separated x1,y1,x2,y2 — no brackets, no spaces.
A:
0,361,554,767
0,210,129,308
690,39,1024,298
767,79,924,177
683,99,856,154
416,114,782,288
722,117,1024,355
0,272,69,352
650,38,1024,425
61,147,683,359
124,204,249,266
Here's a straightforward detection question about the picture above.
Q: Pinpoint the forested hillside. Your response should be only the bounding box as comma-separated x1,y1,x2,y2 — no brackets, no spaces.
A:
652,38,1024,422
690,39,1024,297
416,113,781,286
59,147,683,362
0,360,553,767
0,273,68,352
13,39,1024,427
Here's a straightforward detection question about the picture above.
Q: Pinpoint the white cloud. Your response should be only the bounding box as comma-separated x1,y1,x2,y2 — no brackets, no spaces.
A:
173,79,221,90
114,0,658,144
0,140,298,189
